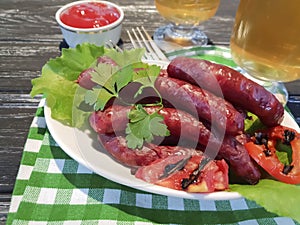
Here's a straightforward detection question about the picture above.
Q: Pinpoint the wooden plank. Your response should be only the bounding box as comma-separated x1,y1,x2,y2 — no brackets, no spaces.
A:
0,193,11,224
0,42,60,92
0,94,40,191
0,0,239,43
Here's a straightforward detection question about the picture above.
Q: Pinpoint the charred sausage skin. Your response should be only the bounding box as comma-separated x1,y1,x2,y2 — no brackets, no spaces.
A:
167,57,284,127
98,133,200,167
90,105,261,184
155,76,245,134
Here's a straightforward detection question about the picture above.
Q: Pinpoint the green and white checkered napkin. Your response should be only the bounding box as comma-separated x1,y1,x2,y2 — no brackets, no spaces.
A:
7,46,300,225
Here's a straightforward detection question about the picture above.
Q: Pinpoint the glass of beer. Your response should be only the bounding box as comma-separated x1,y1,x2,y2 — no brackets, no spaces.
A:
153,0,220,49
230,0,300,104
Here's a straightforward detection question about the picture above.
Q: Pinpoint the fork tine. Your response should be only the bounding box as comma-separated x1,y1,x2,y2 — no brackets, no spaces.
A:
141,26,169,61
104,40,123,52
128,28,152,60
131,28,144,49
136,27,160,61
127,30,139,49
127,27,169,61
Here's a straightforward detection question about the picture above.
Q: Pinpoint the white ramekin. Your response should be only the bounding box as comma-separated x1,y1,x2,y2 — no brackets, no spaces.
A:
55,0,124,48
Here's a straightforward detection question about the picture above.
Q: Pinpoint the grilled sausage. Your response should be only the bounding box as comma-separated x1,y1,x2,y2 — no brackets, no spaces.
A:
90,105,261,184
167,57,284,127
98,133,159,167
98,133,200,167
154,76,245,134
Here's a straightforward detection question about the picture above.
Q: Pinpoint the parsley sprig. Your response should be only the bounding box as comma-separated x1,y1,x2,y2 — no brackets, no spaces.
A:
84,50,169,149
126,104,170,149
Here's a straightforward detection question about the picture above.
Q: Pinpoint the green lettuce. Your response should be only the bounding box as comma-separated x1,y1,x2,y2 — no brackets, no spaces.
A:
244,112,266,134
30,44,105,126
30,43,144,127
230,180,300,222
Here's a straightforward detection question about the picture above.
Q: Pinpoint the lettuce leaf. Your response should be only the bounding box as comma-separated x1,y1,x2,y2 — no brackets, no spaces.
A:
104,47,145,67
30,44,145,127
230,179,300,223
30,44,105,127
244,112,266,134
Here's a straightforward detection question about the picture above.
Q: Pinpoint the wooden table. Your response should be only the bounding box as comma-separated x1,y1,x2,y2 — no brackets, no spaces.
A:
1,0,299,223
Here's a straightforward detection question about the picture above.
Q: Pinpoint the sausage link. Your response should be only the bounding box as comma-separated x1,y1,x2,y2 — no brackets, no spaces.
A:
98,133,201,167
167,57,284,127
98,134,159,167
155,76,245,134
91,105,260,184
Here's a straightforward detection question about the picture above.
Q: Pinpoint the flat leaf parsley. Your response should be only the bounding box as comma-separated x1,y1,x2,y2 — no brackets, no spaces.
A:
126,104,170,149
84,54,170,149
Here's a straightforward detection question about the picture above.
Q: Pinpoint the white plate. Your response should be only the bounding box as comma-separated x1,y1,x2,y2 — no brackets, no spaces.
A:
44,60,300,201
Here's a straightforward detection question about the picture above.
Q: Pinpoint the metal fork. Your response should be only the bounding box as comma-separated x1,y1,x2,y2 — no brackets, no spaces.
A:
127,26,169,62
104,40,123,52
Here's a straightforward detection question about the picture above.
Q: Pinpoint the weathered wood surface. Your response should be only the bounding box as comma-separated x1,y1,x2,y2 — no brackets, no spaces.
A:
0,0,299,223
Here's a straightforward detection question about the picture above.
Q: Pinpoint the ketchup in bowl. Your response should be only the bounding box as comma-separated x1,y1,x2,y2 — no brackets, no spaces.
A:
60,2,120,29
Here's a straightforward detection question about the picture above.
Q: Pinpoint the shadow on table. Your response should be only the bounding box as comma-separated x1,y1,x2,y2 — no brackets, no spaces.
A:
58,39,124,51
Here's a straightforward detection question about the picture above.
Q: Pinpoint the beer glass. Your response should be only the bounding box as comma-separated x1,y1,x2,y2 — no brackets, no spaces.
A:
230,0,300,104
153,0,220,49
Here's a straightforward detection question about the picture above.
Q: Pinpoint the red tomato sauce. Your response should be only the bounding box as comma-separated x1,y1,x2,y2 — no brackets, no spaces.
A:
60,2,120,29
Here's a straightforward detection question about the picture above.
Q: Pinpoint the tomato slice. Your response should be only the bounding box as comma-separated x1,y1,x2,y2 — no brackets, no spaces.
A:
155,156,229,192
135,155,229,192
245,126,300,184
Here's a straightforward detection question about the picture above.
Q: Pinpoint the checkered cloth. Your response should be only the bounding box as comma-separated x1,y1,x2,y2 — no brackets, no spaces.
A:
7,46,300,225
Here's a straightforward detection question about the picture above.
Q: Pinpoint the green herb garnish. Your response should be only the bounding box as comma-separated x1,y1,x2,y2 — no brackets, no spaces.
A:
30,44,105,127
126,104,169,149
85,61,169,149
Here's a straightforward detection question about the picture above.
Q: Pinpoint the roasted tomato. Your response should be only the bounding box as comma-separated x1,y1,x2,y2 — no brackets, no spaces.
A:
245,125,300,184
135,155,229,193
